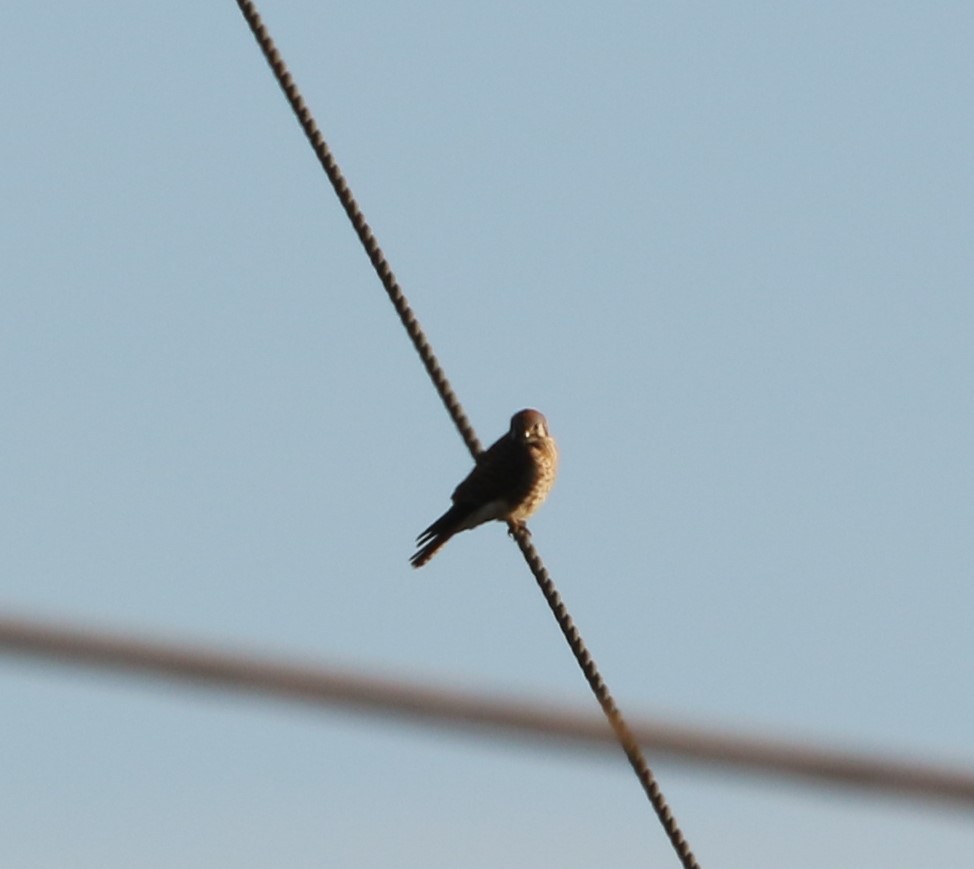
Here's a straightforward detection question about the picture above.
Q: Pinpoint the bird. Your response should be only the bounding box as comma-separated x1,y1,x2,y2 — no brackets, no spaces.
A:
411,409,558,568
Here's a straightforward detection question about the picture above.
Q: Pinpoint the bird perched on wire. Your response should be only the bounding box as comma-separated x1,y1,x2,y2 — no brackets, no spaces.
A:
411,409,558,568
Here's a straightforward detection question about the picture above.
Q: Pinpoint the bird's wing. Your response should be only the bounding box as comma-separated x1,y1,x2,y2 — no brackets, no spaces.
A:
451,433,531,508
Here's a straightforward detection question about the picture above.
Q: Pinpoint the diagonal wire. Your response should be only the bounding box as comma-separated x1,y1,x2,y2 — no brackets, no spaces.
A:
512,525,699,865
5,611,974,812
233,0,481,458
233,2,699,865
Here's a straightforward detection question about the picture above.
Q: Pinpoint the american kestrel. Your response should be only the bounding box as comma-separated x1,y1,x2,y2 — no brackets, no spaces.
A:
411,409,558,568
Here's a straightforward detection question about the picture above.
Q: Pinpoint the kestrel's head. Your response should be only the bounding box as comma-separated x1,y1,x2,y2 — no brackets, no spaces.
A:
509,408,550,443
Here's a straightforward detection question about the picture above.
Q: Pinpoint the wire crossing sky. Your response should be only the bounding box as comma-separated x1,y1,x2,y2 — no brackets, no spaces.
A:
233,2,699,863
3,612,973,809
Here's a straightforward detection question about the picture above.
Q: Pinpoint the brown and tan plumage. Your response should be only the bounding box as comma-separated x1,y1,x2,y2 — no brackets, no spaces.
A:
411,409,558,568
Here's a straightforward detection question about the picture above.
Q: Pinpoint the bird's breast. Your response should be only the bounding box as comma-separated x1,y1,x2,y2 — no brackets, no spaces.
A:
506,439,558,522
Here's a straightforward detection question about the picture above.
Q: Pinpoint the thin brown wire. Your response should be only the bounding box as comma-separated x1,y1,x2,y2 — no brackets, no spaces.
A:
233,2,699,865
5,612,974,810
511,525,699,865
233,0,481,458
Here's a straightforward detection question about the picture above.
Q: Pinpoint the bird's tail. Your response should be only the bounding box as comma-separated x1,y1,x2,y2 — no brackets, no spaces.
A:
410,507,463,568
410,533,451,568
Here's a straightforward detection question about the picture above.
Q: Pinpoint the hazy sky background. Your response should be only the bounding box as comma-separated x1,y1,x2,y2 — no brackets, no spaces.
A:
3,3,973,866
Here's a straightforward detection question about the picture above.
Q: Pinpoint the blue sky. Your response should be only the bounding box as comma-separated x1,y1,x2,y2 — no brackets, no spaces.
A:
3,3,973,866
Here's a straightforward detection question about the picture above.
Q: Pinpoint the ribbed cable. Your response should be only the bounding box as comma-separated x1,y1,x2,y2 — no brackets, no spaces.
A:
234,2,699,864
234,0,481,457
